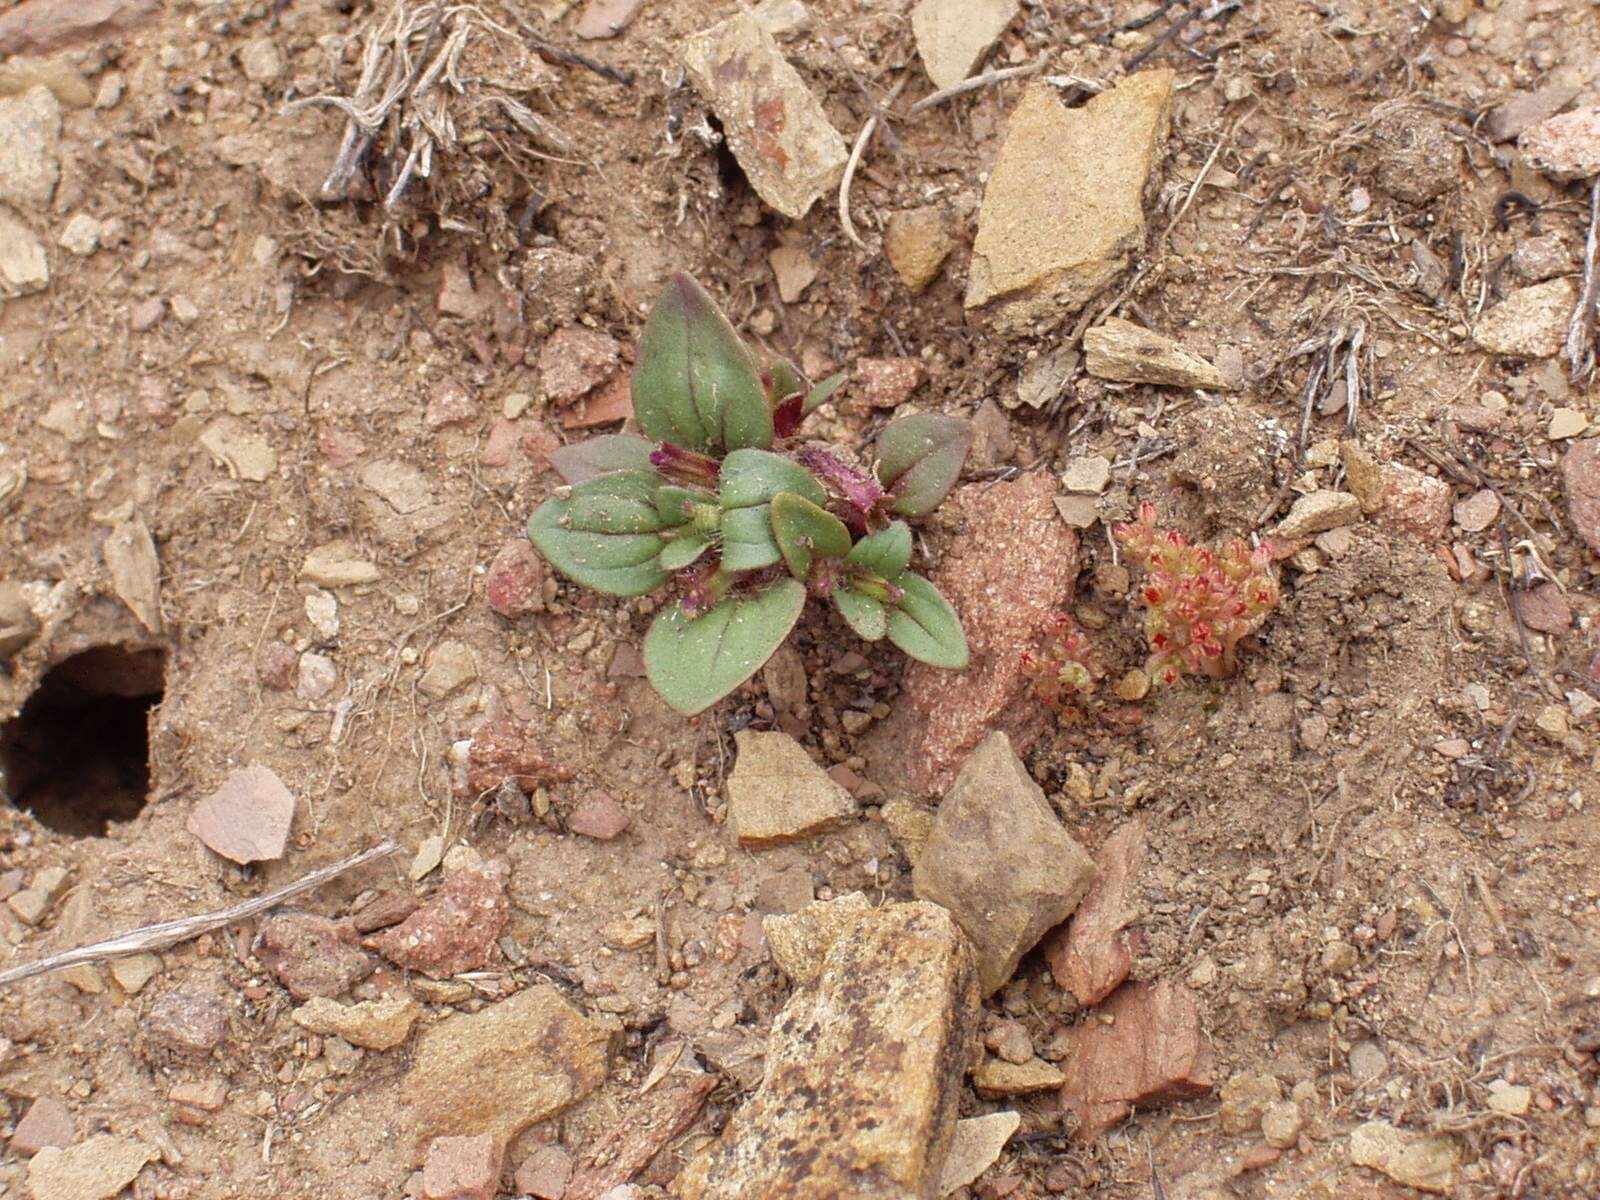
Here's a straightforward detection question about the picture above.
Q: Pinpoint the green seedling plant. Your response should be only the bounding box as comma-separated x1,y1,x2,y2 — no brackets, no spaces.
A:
528,273,972,715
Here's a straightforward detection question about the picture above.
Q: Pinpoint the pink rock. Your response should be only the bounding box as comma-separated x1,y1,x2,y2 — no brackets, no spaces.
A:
1058,981,1213,1140
485,539,545,619
1562,438,1600,556
466,718,572,796
1378,462,1451,540
425,378,478,430
561,371,634,429
513,1144,573,1199
258,913,374,1000
479,418,520,468
538,326,620,403
575,0,643,39
567,791,629,840
145,979,230,1059
1452,488,1500,533
318,427,366,467
521,424,561,471
1433,737,1471,759
369,861,509,979
437,260,488,320
10,1097,74,1155
352,891,420,934
258,640,296,690
185,765,296,865
867,473,1079,796
422,1135,502,1200
1043,818,1145,1007
0,0,160,58
1518,105,1600,182
854,356,926,409
1518,582,1572,633
129,297,165,331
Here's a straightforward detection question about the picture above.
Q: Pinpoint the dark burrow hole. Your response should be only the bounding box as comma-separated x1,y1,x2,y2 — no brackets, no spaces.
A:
0,646,166,837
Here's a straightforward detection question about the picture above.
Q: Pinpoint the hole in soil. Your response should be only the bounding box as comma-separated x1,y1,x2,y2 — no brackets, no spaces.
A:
0,646,166,837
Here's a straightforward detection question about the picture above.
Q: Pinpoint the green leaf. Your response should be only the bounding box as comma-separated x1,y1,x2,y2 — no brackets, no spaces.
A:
655,485,715,528
660,533,712,571
549,434,656,485
719,449,827,510
845,520,913,580
886,572,968,668
833,585,888,641
527,496,668,598
768,359,802,404
720,505,781,572
644,578,807,714
564,470,665,534
632,273,772,454
803,371,846,416
771,491,851,581
875,414,974,517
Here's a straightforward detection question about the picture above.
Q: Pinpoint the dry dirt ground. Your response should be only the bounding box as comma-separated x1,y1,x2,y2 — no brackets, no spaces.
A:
1,0,1599,1197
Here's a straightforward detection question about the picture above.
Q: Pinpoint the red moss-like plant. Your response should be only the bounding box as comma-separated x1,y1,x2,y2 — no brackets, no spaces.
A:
1021,613,1102,724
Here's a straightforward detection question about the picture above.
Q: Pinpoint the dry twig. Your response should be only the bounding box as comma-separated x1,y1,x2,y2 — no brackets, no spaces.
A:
0,840,401,987
1566,177,1600,380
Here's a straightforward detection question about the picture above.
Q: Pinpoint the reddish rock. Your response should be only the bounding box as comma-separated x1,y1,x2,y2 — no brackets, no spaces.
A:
129,297,165,332
318,427,367,468
855,357,926,409
258,640,296,690
485,539,545,619
514,1144,573,1199
351,891,420,934
422,1134,502,1200
1452,488,1500,533
169,1079,228,1112
1058,980,1213,1140
479,418,520,468
437,260,489,320
607,644,647,678
1378,463,1451,541
0,0,159,57
369,861,509,979
567,791,629,840
425,378,478,430
561,371,634,429
467,717,572,795
258,912,374,1000
145,979,230,1060
575,0,644,40
539,326,620,403
1562,438,1600,556
185,765,295,865
1043,818,1145,1007
1518,582,1572,633
866,473,1079,796
10,1097,74,1155
521,424,561,470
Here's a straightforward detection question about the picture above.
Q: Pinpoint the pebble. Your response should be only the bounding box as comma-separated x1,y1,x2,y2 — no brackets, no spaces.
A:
725,730,858,846
1276,490,1362,538
199,416,276,481
1519,105,1600,182
369,860,509,979
567,790,630,840
128,298,165,332
292,996,419,1051
1218,1072,1282,1135
109,952,162,995
884,206,954,293
239,36,284,84
1349,1120,1459,1193
26,1135,157,1200
258,912,374,1000
538,326,620,403
1260,1100,1303,1148
424,378,478,430
768,236,816,302
422,1135,501,1200
1473,279,1577,358
764,892,873,985
1562,438,1600,555
1548,408,1589,440
575,0,644,40
939,1111,1020,1196
1518,582,1571,633
484,538,545,619
1452,488,1500,531
0,85,61,211
169,1080,227,1112
144,979,230,1059
514,1145,574,1199
185,765,296,865
295,652,338,701
910,0,1018,88
1043,818,1144,1006
1083,318,1226,389
301,542,381,588
855,357,926,409
418,640,477,700
1486,1078,1532,1115
1061,455,1112,495
971,1057,1064,1097
0,207,48,294
10,1097,75,1155
58,213,100,256
1378,462,1452,540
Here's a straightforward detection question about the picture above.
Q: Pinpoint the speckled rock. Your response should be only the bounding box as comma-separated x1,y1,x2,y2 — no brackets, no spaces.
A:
725,731,857,846
369,860,509,979
1473,279,1577,358
1519,105,1600,182
258,912,374,1000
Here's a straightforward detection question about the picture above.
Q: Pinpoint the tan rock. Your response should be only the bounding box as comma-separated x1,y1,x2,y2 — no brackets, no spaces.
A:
1473,279,1577,358
1518,105,1600,182
913,732,1095,995
675,902,977,1200
301,541,380,587
1340,440,1384,515
293,996,420,1050
405,984,613,1146
0,85,60,210
27,1135,157,1200
109,952,162,995
910,0,1018,90
199,415,276,482
1217,1072,1282,1135
726,730,857,846
1083,318,1226,389
966,74,1174,332
938,1111,1019,1195
682,12,848,219
884,207,954,293
763,891,873,985
103,516,162,633
186,765,296,865
1042,817,1144,1007
1275,490,1362,539
0,205,48,296
1260,1100,1303,1148
1348,1120,1459,1194
972,1057,1064,1098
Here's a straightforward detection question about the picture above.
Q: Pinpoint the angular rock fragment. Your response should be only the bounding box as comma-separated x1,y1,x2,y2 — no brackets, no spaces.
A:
539,325,620,403
301,541,380,587
144,978,230,1060
422,1135,502,1200
1348,1121,1459,1194
186,765,295,865
0,85,61,210
1083,318,1225,389
1486,77,1583,142
1519,105,1600,182
910,0,1018,90
913,732,1094,995
966,74,1174,332
676,902,977,1200
292,996,420,1050
1058,980,1213,1139
1275,490,1362,539
763,890,873,985
725,730,857,846
26,1135,157,1200
1042,818,1144,1007
972,1057,1064,1098
1472,279,1577,358
938,1111,1019,1195
485,538,545,618
1561,437,1600,556
884,206,954,293
369,860,509,979
564,1068,716,1199
682,12,848,219
0,206,48,296
10,1096,74,1155
866,473,1079,796
258,912,374,1000
405,984,613,1145
102,516,162,633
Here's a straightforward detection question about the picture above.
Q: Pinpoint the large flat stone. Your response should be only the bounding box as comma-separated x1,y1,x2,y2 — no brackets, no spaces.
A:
1472,278,1576,358
1349,1121,1459,1194
966,73,1174,332
910,0,1018,90
404,984,613,1147
675,901,978,1200
726,730,857,846
682,11,848,219
913,733,1094,995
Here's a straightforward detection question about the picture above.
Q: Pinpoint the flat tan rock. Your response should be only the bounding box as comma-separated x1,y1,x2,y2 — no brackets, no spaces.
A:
763,891,873,984
1349,1120,1459,1193
966,73,1174,332
1518,104,1600,182
27,1135,157,1200
675,902,978,1200
1472,278,1577,357
186,765,295,865
682,12,847,219
1083,318,1226,389
938,1111,1019,1195
972,1057,1064,1098
292,996,420,1050
103,516,162,633
913,733,1094,995
726,730,857,846
0,205,48,296
405,984,613,1147
911,0,1018,90
884,206,954,293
